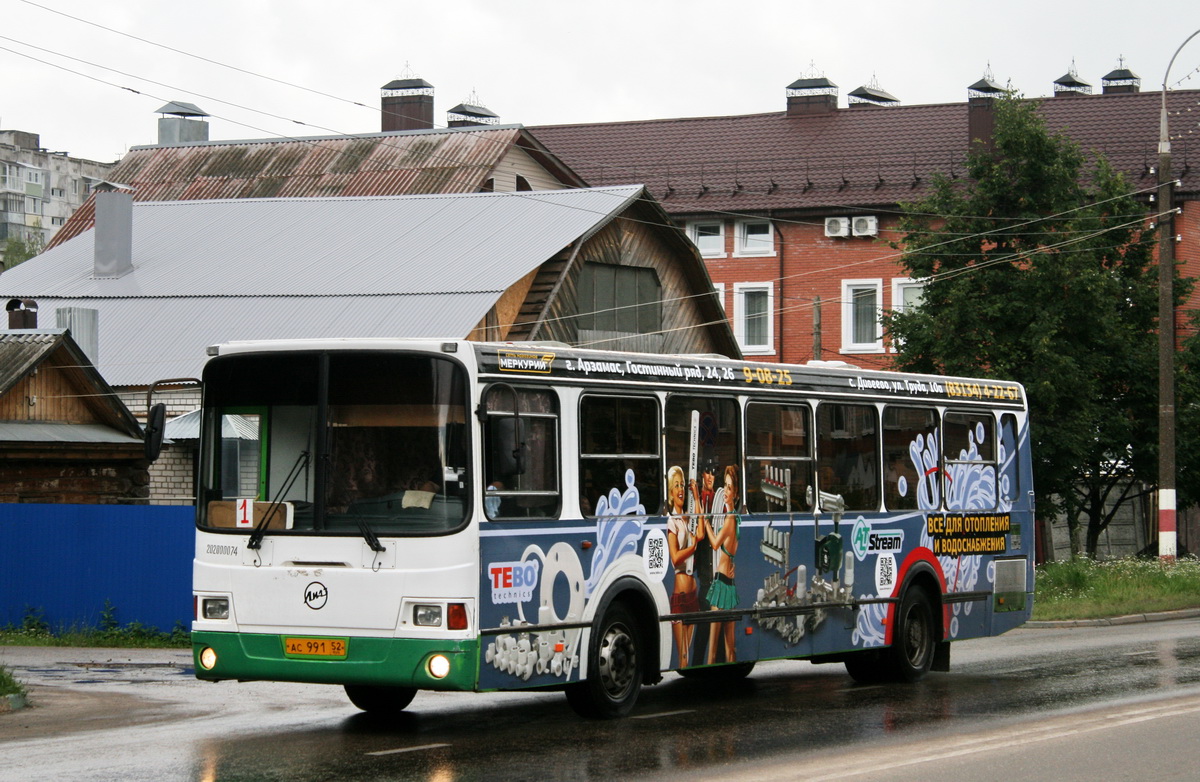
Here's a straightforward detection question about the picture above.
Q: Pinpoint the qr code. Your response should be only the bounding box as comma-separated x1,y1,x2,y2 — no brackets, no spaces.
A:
877,554,895,591
646,534,665,572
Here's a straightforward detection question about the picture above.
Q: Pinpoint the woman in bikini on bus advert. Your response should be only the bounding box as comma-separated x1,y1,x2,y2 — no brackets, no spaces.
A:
666,464,704,668
703,464,741,664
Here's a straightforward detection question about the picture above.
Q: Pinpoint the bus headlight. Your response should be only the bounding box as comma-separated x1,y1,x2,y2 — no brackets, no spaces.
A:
199,647,218,670
202,597,230,620
428,654,451,679
413,604,443,627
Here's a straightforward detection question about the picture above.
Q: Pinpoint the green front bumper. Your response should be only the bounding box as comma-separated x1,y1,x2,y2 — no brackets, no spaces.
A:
192,631,479,691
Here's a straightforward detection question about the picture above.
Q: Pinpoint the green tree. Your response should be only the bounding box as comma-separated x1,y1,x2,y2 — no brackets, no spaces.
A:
2,228,45,271
883,95,1189,558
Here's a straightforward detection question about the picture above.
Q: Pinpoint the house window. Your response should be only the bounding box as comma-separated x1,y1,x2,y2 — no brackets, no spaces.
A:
50,187,66,199
51,216,65,226
577,262,662,335
841,279,884,353
892,278,925,312
687,221,725,257
734,220,773,256
734,282,774,354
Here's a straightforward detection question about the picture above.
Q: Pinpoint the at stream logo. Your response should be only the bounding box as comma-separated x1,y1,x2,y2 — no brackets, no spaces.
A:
851,519,905,561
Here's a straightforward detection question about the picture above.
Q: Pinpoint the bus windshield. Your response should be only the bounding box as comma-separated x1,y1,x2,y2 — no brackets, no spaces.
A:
198,351,469,535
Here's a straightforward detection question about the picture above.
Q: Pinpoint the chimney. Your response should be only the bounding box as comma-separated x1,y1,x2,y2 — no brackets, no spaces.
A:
156,101,210,145
1053,63,1092,97
967,74,1005,153
1101,63,1141,94
447,101,499,128
93,184,134,279
786,76,839,116
848,78,899,109
56,307,99,366
382,78,435,131
5,298,37,329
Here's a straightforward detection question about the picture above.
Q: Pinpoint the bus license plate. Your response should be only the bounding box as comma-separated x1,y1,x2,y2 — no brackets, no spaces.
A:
284,636,348,658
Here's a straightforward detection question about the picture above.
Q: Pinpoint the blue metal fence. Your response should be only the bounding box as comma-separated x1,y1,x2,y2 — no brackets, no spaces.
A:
0,504,194,632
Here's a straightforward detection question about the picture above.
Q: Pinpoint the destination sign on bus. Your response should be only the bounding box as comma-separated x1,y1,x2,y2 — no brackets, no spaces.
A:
480,346,1024,405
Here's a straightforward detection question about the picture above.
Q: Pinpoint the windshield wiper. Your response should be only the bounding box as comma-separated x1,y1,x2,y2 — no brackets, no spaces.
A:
248,450,309,550
357,519,386,553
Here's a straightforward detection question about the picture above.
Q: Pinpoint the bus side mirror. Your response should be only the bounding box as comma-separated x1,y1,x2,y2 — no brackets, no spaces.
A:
489,417,526,477
144,402,166,462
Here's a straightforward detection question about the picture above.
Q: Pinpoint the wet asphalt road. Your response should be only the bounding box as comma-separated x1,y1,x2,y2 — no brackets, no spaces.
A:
2,617,1200,781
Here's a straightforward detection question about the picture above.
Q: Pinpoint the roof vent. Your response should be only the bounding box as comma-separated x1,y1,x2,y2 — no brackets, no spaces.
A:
848,76,899,108
1053,61,1092,97
1102,58,1140,94
787,67,839,116
447,91,499,127
382,66,435,131
156,101,209,146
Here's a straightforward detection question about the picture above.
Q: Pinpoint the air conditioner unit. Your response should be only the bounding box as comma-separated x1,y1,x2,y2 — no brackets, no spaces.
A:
852,215,879,237
824,217,851,237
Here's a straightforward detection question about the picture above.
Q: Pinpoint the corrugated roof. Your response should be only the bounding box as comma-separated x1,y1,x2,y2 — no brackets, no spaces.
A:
529,89,1200,216
0,186,645,385
0,421,143,445
48,125,587,248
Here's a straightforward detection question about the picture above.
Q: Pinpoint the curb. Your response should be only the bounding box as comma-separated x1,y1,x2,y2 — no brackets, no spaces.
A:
1,692,28,712
1025,608,1200,628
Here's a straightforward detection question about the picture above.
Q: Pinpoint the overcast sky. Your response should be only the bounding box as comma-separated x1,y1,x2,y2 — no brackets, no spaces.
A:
4,0,1199,163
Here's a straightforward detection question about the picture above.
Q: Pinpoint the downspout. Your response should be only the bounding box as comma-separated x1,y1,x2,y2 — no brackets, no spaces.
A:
771,217,784,361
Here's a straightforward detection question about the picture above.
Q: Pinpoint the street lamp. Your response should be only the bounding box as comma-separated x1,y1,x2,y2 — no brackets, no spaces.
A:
1157,30,1200,561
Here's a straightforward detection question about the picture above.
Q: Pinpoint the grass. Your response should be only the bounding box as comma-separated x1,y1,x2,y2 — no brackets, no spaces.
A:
0,665,24,698
1034,555,1200,620
0,603,191,649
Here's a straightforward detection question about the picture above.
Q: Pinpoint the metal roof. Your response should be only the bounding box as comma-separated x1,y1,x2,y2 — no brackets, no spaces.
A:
0,186,645,385
0,421,143,445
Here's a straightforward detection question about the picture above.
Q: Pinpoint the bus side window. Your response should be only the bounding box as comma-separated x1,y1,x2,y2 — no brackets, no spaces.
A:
816,403,880,512
483,387,560,520
882,406,939,511
578,396,661,516
943,412,997,511
664,395,741,515
999,413,1020,503
744,401,813,513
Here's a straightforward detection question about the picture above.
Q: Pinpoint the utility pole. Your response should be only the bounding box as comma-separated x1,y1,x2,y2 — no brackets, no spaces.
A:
1156,30,1200,561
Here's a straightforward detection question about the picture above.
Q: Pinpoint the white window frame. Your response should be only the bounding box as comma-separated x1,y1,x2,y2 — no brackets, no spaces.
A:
841,278,884,353
687,220,726,258
734,219,774,257
712,282,726,312
733,282,775,355
889,277,925,352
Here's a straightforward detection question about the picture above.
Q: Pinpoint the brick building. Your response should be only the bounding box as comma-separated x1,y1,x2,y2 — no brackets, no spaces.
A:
530,67,1200,369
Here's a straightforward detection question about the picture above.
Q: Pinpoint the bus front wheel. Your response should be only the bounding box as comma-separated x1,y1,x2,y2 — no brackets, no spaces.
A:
565,603,643,719
344,684,417,714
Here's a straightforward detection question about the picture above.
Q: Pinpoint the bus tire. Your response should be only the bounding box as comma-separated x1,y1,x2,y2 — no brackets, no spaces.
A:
565,602,643,719
678,661,756,681
885,585,937,682
344,684,417,714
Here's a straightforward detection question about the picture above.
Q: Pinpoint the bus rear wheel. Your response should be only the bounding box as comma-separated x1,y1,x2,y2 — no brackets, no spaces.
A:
565,603,643,719
885,585,936,682
344,684,417,714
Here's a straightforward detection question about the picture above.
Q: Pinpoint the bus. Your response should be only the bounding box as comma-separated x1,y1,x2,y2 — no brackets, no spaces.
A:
185,338,1034,718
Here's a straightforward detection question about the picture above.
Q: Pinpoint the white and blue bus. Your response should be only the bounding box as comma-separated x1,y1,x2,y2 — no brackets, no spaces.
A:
188,338,1034,718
